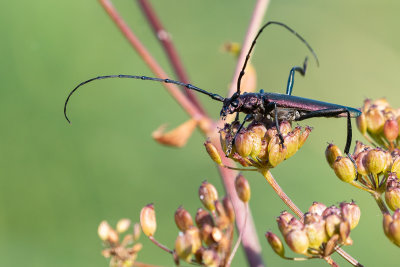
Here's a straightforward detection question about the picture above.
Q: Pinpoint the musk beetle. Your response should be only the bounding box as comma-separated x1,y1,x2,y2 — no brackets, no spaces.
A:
64,21,361,158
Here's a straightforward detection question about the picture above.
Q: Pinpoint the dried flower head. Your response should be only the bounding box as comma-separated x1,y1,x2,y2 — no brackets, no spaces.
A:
98,220,143,267
357,98,400,152
266,201,359,260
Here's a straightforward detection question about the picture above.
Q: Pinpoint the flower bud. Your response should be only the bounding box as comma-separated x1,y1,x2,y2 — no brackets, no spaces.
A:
276,211,294,235
202,249,219,267
325,144,343,168
356,112,367,134
355,151,369,176
298,126,312,149
384,119,399,142
195,208,214,228
235,174,251,203
284,131,300,159
175,232,193,262
265,232,285,257
98,220,111,241
222,196,235,223
249,131,262,158
385,210,400,247
140,204,156,237
285,229,309,255
248,123,267,140
353,140,370,155
333,156,356,183
116,218,131,233
235,131,253,157
391,157,400,175
365,148,387,174
204,140,222,165
304,220,327,249
340,202,361,230
383,212,394,240
366,107,385,134
325,214,341,237
175,206,194,231
308,202,327,216
186,227,202,253
199,181,219,211
107,228,119,244
215,201,230,230
200,224,214,246
279,121,292,136
385,174,400,211
339,221,351,245
211,227,223,242
324,234,339,256
268,137,287,167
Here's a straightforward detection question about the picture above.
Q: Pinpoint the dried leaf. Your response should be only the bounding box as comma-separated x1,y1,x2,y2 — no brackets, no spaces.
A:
152,119,198,148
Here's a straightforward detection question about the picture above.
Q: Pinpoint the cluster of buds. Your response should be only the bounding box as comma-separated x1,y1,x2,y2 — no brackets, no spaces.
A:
205,120,311,170
357,98,400,152
266,202,360,260
326,141,400,205
139,178,251,267
97,219,142,267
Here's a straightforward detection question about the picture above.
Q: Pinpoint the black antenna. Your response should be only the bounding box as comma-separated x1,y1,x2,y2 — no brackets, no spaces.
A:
237,21,319,95
64,75,225,123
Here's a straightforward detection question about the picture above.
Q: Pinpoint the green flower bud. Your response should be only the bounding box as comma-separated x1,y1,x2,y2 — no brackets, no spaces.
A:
235,130,253,157
325,144,343,168
285,229,309,255
365,148,387,174
304,220,327,249
175,232,193,262
333,156,356,183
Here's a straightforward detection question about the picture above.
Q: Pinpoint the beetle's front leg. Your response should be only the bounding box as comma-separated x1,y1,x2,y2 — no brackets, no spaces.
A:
265,102,285,146
225,114,254,156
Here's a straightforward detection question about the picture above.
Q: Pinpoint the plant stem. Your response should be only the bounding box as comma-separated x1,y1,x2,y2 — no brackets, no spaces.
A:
148,236,173,254
372,192,390,214
137,0,207,115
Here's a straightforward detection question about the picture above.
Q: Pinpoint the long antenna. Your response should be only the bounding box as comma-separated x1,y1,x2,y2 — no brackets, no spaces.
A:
64,75,225,123
237,21,319,95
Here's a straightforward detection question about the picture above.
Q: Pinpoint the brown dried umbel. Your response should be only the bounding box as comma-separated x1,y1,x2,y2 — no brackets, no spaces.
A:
98,219,142,267
266,202,360,261
357,98,400,152
206,120,311,171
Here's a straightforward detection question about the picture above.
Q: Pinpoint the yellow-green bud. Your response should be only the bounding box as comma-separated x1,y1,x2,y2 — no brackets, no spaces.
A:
333,156,356,183
140,203,157,237
265,231,285,257
298,126,312,149
285,229,309,255
202,249,219,267
249,131,262,158
235,174,251,203
279,121,292,136
186,227,202,253
325,144,343,168
392,157,400,174
284,131,299,159
204,140,222,165
199,181,219,212
304,220,327,249
325,214,341,237
175,206,194,231
385,174,400,211
175,232,193,262
366,108,385,134
268,137,287,167
116,218,131,233
356,112,367,134
365,149,387,174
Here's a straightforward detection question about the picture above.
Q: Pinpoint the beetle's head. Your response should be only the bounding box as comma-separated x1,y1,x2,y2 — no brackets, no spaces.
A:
220,93,242,119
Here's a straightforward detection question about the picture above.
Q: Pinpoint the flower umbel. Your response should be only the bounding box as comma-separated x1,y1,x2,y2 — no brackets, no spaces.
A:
266,201,360,261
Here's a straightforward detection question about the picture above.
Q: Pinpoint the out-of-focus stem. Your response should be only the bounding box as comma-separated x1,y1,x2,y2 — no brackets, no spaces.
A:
148,236,173,254
98,0,204,122
373,192,390,214
137,0,207,115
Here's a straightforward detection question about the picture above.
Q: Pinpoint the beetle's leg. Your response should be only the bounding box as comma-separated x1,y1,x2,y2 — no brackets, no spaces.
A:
295,108,358,175
286,57,308,95
265,102,285,146
225,114,254,156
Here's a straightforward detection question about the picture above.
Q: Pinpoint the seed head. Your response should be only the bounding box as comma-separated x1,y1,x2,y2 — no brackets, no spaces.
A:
333,156,356,183
199,181,219,212
265,231,285,257
175,206,194,231
204,140,222,165
235,174,251,203
325,144,343,168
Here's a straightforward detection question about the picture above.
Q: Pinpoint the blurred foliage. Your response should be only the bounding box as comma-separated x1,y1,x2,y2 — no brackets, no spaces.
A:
1,0,399,266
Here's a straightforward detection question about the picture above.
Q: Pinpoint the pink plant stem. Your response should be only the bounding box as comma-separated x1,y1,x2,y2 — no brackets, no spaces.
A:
98,0,203,121
137,0,207,115
227,0,270,97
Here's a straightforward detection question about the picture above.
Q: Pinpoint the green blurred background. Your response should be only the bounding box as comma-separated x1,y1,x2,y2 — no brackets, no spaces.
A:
1,0,399,266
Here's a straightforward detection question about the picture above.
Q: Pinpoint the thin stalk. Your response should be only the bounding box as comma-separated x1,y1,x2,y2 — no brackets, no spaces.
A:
137,0,207,115
148,236,173,254
226,203,248,267
372,192,390,214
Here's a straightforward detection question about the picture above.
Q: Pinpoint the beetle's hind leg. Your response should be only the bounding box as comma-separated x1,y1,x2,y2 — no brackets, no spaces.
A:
225,114,254,156
286,57,308,96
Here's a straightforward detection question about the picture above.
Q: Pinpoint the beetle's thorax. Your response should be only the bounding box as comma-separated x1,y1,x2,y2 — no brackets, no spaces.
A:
220,92,264,118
